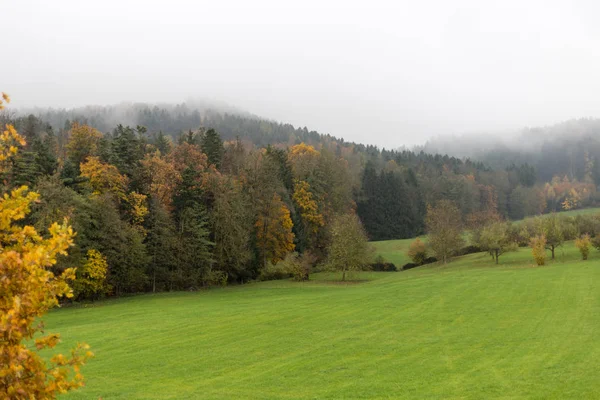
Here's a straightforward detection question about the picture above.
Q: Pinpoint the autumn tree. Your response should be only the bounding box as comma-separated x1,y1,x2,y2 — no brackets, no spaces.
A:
80,156,128,198
530,235,547,266
477,221,517,264
292,179,325,249
1,94,92,398
255,193,295,266
140,151,181,211
407,237,428,265
325,213,372,281
65,122,102,167
288,143,320,181
79,156,149,227
72,249,111,300
575,234,591,260
425,200,464,264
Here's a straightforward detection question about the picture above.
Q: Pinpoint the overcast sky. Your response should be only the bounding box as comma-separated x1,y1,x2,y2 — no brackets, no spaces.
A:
4,0,600,147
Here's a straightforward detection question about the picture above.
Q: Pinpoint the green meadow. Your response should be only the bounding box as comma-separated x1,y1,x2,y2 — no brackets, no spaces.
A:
49,240,600,399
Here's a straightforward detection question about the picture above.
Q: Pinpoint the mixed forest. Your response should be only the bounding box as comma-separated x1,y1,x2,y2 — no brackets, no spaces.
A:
2,102,600,299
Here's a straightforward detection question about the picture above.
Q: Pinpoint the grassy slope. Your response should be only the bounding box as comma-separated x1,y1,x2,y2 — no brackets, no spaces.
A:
50,242,600,399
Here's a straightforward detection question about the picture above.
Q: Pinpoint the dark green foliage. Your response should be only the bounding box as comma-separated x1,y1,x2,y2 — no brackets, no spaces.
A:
176,204,214,288
111,124,145,178
200,128,224,169
154,131,171,155
88,195,149,294
357,162,424,240
370,261,397,271
144,199,179,292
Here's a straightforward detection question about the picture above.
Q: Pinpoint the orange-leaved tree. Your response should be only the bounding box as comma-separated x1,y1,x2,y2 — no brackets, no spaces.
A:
0,93,92,399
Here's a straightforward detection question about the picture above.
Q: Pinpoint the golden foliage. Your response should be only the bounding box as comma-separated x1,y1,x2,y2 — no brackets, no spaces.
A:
255,193,295,264
407,237,427,265
126,191,149,226
72,249,111,299
80,157,148,226
0,124,26,169
169,142,208,174
292,180,324,233
0,92,10,109
530,234,547,266
561,188,581,211
575,234,591,260
0,98,91,398
80,156,128,197
141,151,182,210
288,143,320,179
65,123,102,165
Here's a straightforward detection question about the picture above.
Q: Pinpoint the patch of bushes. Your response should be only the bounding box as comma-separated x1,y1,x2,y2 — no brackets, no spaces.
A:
370,262,397,271
259,252,315,281
407,238,427,265
451,245,482,257
401,256,438,271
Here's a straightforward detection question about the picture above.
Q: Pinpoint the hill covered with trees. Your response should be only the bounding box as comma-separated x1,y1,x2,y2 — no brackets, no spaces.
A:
2,101,600,298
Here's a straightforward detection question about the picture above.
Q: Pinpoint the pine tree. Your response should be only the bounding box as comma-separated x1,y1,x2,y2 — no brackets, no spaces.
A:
200,128,224,169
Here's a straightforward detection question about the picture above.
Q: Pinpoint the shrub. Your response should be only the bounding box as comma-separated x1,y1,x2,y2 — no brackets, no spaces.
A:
407,238,427,265
451,245,482,257
370,259,397,271
206,270,228,286
402,263,419,271
592,235,600,251
401,256,438,271
575,234,591,260
260,260,293,281
530,235,547,266
259,252,314,281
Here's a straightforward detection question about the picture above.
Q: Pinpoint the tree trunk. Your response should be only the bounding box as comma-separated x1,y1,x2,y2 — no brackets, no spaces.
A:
551,246,555,260
342,270,346,281
495,249,499,264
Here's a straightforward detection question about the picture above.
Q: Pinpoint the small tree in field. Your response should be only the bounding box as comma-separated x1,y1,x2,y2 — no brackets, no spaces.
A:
478,222,517,264
541,214,564,260
407,238,427,265
575,234,591,260
325,213,372,281
530,235,547,266
426,200,464,264
1,93,92,399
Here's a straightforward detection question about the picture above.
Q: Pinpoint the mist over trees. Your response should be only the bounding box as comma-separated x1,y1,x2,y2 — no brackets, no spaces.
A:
3,101,600,297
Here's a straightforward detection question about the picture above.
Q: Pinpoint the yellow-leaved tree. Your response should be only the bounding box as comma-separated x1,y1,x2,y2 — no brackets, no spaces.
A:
72,249,111,300
255,193,295,266
292,179,324,234
0,93,92,399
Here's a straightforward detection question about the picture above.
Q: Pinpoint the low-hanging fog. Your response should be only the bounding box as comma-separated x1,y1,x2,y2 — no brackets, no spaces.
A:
5,0,600,148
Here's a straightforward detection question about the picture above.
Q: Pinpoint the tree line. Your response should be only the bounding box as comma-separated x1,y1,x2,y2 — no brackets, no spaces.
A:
2,110,374,298
407,200,600,268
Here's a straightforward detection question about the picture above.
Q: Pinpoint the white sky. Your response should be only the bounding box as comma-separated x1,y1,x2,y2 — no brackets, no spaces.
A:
4,0,600,147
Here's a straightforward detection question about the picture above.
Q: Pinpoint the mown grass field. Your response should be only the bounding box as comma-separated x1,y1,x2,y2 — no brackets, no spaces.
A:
49,240,600,399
